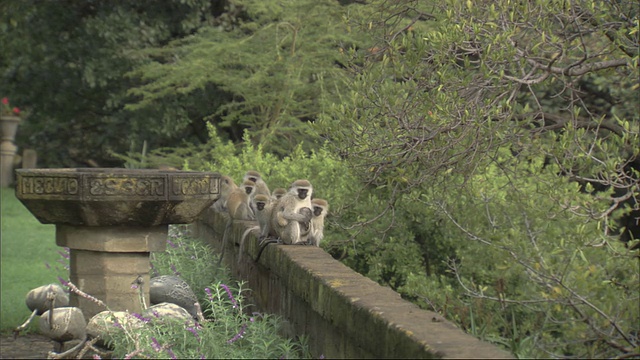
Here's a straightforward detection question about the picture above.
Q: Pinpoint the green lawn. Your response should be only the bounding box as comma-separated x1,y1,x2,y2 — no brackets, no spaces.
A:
0,187,66,334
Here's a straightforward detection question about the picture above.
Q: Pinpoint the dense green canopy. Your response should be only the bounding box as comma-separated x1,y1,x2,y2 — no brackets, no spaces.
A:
1,0,638,357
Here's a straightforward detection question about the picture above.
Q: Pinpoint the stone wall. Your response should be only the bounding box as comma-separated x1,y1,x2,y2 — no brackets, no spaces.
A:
192,208,512,359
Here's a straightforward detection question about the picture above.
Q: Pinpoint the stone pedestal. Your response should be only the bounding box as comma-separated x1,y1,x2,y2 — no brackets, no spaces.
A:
0,115,21,187
15,168,220,320
57,225,167,317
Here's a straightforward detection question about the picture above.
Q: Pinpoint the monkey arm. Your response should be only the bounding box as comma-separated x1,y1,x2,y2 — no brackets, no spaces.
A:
281,207,312,223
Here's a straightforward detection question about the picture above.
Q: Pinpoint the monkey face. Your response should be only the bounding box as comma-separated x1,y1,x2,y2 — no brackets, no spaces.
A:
297,188,309,199
313,206,323,217
256,202,266,211
245,186,253,194
249,176,258,183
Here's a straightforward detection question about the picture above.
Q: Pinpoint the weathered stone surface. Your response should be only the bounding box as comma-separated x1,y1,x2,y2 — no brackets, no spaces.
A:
68,250,150,320
86,310,145,347
142,302,193,324
56,225,167,252
39,307,86,343
15,168,220,226
25,284,69,315
149,275,199,319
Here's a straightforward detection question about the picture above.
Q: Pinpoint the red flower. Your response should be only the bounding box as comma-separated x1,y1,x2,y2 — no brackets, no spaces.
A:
1,97,22,117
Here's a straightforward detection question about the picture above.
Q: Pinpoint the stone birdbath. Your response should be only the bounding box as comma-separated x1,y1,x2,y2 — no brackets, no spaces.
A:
15,168,220,320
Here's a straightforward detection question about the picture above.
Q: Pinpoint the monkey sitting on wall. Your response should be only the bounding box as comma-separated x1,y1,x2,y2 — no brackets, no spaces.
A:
217,179,256,266
271,179,313,245
307,198,328,247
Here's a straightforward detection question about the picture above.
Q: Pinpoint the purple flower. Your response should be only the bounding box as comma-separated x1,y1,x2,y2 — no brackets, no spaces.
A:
220,284,237,309
112,320,123,329
170,264,181,276
57,276,69,287
186,325,200,340
131,313,151,323
166,347,177,360
44,262,51,270
151,337,161,352
151,310,160,318
227,324,247,344
58,249,70,259
204,287,213,301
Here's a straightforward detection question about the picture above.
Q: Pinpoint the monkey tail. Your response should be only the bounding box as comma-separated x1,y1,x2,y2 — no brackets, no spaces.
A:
255,238,280,263
238,226,260,265
217,220,232,267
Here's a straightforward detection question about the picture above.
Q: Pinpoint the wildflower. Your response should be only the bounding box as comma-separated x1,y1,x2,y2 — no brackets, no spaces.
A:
220,284,237,309
57,276,69,287
130,313,151,323
170,264,181,276
166,347,177,360
44,262,51,270
227,324,247,344
151,337,162,352
167,238,178,248
186,325,200,340
204,287,213,301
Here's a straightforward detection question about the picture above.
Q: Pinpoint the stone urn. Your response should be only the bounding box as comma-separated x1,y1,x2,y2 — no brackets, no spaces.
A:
0,114,21,187
15,168,220,319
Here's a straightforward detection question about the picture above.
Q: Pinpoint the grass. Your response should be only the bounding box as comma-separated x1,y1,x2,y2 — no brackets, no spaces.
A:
0,186,67,334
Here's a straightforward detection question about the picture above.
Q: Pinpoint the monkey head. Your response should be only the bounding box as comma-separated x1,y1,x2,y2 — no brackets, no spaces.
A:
243,180,256,195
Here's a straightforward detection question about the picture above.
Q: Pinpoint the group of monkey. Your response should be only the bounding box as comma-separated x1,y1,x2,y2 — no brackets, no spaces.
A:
211,170,329,263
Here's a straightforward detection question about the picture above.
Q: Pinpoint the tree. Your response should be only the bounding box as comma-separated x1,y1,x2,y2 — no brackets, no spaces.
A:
0,0,222,167
316,0,639,357
126,0,369,156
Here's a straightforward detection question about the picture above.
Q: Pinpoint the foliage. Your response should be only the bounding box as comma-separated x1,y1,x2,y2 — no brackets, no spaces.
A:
126,0,369,156
314,0,639,357
0,0,219,167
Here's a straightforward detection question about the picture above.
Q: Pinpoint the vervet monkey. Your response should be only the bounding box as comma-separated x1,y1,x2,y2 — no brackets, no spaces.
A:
271,188,286,201
244,170,270,214
226,180,256,221
253,194,274,240
218,180,256,266
244,170,270,197
211,175,237,213
308,198,329,247
271,179,313,245
237,193,274,264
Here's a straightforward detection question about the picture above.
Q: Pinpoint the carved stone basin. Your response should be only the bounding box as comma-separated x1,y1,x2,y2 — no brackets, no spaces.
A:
15,168,220,226
14,168,220,320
